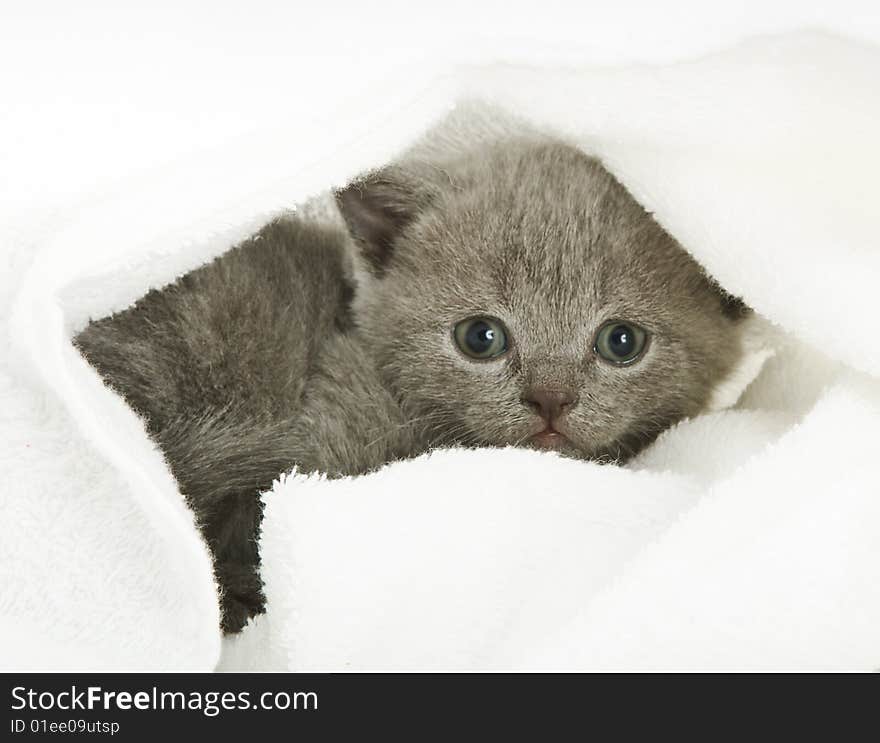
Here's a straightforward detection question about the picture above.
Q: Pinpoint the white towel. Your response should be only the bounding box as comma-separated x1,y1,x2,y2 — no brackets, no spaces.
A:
231,33,880,671
2,29,878,671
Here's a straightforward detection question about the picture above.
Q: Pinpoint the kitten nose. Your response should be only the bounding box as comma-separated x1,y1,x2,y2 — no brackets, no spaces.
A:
522,387,578,423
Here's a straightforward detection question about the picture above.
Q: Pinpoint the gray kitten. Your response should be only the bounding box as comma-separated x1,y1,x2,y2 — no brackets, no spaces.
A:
74,136,747,632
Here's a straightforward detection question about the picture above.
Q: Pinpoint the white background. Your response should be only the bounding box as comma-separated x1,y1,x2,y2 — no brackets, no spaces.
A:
3,0,879,218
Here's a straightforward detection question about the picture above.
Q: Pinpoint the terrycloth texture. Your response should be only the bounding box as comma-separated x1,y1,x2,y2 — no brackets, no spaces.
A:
226,34,880,671
2,30,879,671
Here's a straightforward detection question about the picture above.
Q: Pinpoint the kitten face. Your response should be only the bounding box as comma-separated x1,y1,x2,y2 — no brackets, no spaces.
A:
337,139,746,461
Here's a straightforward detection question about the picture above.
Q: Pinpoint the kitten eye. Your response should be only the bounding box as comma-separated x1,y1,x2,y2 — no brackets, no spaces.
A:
453,316,509,360
594,321,648,365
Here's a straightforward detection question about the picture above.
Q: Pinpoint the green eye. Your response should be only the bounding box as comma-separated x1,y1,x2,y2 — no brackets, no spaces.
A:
453,316,509,360
594,321,648,365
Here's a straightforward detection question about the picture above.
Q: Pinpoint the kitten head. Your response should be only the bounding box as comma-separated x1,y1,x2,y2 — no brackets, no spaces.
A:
336,138,748,461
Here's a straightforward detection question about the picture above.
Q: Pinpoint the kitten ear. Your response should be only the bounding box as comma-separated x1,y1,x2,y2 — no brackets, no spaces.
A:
334,169,428,273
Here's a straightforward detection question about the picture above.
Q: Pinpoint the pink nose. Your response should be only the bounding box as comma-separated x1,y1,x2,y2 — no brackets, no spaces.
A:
522,387,578,423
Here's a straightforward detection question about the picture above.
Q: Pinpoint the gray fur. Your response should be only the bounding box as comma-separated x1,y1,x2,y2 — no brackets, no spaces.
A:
74,137,747,632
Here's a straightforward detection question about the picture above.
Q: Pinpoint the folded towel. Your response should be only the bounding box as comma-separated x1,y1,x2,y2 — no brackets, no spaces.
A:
2,31,878,671
228,33,880,671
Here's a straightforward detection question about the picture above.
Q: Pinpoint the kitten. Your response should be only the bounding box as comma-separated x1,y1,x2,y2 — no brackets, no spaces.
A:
74,136,748,633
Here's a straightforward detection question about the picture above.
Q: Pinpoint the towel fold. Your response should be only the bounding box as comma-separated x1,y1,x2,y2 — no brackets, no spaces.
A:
2,31,878,671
